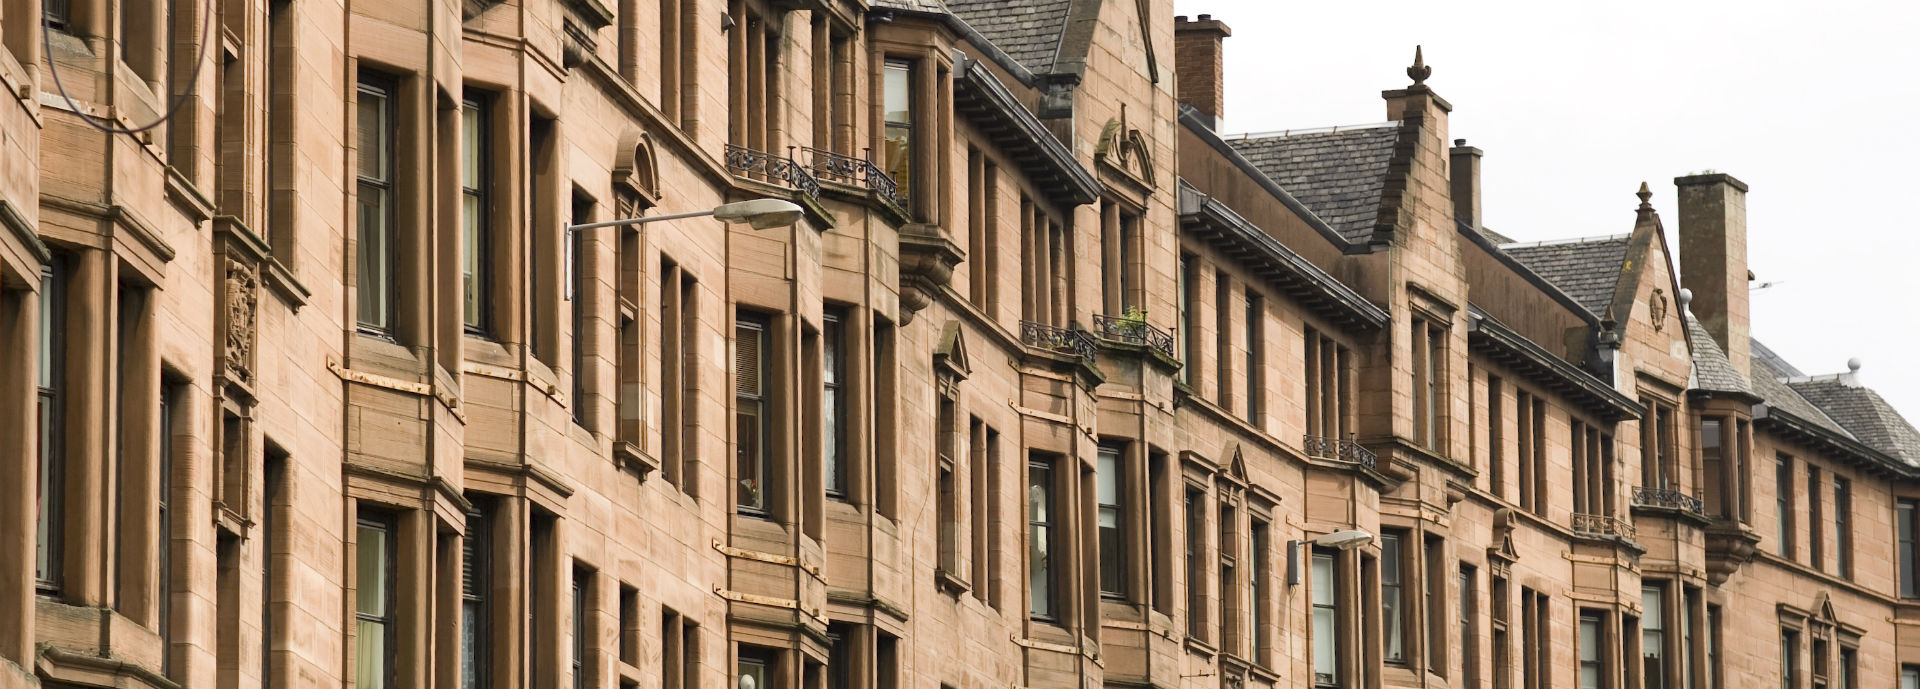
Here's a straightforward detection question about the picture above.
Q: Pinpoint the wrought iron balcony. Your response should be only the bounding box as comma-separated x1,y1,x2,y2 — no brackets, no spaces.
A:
1091,313,1176,358
1631,485,1706,515
1019,320,1096,362
1302,435,1377,471
724,145,822,200
801,147,901,203
1570,513,1637,542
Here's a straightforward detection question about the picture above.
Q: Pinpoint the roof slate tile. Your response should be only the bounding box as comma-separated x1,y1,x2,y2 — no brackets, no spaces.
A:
1224,125,1401,243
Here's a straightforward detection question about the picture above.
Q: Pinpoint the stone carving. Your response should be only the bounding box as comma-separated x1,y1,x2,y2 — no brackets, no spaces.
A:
225,258,258,385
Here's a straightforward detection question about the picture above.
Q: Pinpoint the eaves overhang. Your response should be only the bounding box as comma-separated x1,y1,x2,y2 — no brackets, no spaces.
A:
1178,181,1388,331
953,56,1101,206
1467,305,1644,422
1753,405,1917,478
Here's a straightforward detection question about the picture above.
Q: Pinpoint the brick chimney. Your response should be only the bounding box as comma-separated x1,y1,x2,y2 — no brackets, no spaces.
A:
1174,14,1231,129
1676,172,1752,378
1450,139,1482,229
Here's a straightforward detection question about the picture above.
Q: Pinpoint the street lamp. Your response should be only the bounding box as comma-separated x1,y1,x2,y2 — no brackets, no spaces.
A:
567,198,806,233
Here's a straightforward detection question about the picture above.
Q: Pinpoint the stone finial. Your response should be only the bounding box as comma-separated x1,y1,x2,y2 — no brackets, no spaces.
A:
1678,287,1693,312
1637,181,1653,208
1407,45,1431,86
1848,357,1862,373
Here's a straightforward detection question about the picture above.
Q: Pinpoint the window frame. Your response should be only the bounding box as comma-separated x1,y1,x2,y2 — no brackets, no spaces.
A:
460,96,493,335
355,76,398,336
881,58,914,208
734,313,771,516
1028,456,1058,622
1097,444,1127,599
823,308,848,498
35,262,65,596
355,513,398,689
1310,550,1341,688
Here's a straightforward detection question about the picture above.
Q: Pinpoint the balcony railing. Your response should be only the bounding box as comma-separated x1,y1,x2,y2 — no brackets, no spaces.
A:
1302,435,1377,471
801,147,901,203
1631,486,1706,515
1570,513,1637,541
725,145,822,200
1020,320,1096,362
1091,313,1176,358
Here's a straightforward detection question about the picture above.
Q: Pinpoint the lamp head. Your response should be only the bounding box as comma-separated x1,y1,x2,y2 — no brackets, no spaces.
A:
1313,529,1374,551
713,198,805,229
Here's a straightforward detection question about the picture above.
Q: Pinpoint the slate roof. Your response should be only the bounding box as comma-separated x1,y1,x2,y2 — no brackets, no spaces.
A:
1500,234,1631,318
1684,316,1752,396
1224,125,1402,243
1789,378,1920,466
868,0,949,12
947,0,1072,74
1752,338,1805,378
1749,342,1854,439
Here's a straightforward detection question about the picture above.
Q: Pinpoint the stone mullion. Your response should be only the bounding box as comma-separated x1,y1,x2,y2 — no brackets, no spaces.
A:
62,248,111,607
115,283,163,626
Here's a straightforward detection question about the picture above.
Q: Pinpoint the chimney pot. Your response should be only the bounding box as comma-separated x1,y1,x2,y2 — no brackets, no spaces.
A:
1198,13,1211,20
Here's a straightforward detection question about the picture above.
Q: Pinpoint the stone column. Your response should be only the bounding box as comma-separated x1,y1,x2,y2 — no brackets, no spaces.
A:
115,285,162,625
0,287,36,664
63,248,110,606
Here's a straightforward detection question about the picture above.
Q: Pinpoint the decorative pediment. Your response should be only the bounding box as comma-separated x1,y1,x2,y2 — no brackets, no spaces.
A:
1216,441,1248,486
613,130,663,205
1095,104,1156,192
933,320,972,381
1487,508,1519,576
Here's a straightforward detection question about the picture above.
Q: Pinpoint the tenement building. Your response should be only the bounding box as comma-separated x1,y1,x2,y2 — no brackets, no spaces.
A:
6,0,1920,685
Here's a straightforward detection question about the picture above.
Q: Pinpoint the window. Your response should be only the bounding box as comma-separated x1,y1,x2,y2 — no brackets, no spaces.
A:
968,150,999,313
462,504,491,689
1683,586,1700,689
1701,416,1749,519
1579,612,1603,689
935,393,959,578
1411,316,1446,449
1571,420,1612,517
35,264,63,596
1517,390,1546,513
1781,628,1799,689
356,77,396,335
873,317,899,518
727,6,782,151
1218,499,1237,650
157,383,179,675
356,514,396,689
1643,585,1665,689
1905,665,1920,689
262,447,287,686
1491,575,1510,689
570,192,596,430
1097,445,1126,597
1215,270,1231,410
1460,565,1478,687
1901,499,1919,597
1179,253,1198,385
461,98,492,334
1425,535,1446,677
1244,290,1263,425
1522,587,1549,689
1099,201,1143,314
818,309,845,496
660,257,697,496
1706,604,1722,689
1028,456,1057,620
45,0,71,31
808,19,855,154
826,623,855,689
737,647,772,689
1809,465,1824,569
882,59,913,206
876,632,899,689
1488,375,1504,497
1839,646,1857,689
573,567,590,689
1777,454,1795,558
970,419,997,604
1382,531,1406,664
734,314,769,515
1835,478,1852,578
1311,551,1340,687
1018,197,1071,328
1643,400,1678,489
1251,517,1270,664
656,0,696,127
1186,485,1207,638
661,608,699,689
1149,452,1173,615
1304,328,1352,444
265,0,296,259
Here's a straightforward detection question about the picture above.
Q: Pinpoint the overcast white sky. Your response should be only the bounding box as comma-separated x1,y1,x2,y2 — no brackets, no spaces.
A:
1174,0,1920,419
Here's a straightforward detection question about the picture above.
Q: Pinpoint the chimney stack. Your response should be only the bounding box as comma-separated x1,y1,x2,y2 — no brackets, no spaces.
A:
1675,172,1752,378
1450,139,1482,229
1174,14,1231,129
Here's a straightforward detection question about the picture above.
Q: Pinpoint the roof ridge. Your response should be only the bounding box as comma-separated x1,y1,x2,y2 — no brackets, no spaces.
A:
1498,232,1633,250
1225,121,1401,140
